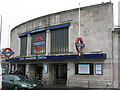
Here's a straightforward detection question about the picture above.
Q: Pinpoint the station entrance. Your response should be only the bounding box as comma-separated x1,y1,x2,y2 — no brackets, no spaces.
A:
54,63,67,85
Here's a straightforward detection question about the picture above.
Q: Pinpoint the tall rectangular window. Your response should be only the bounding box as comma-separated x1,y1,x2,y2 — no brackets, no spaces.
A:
31,32,46,55
50,27,69,54
20,36,27,56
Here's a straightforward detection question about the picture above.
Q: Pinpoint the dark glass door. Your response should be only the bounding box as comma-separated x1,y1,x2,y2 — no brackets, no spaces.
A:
55,63,67,85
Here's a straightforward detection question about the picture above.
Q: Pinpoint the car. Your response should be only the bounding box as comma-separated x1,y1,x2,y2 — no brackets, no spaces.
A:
2,74,36,90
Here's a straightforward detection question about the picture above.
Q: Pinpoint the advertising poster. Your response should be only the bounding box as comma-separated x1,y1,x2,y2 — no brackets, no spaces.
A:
43,64,48,74
78,64,90,74
26,64,29,73
96,64,102,75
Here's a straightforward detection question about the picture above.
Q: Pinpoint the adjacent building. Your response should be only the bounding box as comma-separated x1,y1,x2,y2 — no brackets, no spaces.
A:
7,2,120,88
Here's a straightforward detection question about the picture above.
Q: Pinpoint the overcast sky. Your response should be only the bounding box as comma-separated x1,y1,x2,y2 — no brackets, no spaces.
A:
0,0,119,49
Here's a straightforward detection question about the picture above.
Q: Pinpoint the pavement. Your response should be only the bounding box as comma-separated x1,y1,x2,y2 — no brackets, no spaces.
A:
36,87,119,90
36,85,120,90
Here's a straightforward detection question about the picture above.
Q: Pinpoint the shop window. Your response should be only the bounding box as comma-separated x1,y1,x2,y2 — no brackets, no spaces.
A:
50,27,69,54
20,36,27,56
31,31,46,55
75,63,94,75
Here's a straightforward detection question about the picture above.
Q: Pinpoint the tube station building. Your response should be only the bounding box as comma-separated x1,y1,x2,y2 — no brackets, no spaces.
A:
7,2,120,88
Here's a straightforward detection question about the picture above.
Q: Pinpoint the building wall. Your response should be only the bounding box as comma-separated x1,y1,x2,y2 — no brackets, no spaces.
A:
11,3,113,57
10,2,118,88
118,1,120,26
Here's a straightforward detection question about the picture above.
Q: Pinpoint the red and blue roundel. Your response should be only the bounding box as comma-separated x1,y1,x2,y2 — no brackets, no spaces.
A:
3,48,14,58
76,37,85,53
33,36,46,51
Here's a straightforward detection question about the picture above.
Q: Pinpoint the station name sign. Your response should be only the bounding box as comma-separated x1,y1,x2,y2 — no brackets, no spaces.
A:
75,37,85,53
19,56,47,60
6,55,78,61
6,53,106,62
2,48,14,58
19,23,71,37
33,36,46,51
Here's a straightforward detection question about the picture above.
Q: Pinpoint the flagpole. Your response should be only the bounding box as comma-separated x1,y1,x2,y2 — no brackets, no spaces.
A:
0,15,2,90
79,3,80,37
0,15,2,50
78,3,81,56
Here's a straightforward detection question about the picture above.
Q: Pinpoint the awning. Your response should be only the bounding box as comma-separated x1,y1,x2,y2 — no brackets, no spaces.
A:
82,53,106,59
6,53,106,62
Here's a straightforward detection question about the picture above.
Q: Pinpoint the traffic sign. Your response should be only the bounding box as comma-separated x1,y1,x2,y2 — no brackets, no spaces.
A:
76,37,85,53
2,48,14,58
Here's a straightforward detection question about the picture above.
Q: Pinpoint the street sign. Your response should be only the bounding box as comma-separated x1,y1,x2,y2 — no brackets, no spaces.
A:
76,37,85,53
2,48,14,58
33,36,46,51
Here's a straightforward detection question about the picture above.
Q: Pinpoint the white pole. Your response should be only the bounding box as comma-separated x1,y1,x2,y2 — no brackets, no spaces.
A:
78,3,81,56
0,15,2,50
79,3,80,37
0,15,2,90
8,25,10,48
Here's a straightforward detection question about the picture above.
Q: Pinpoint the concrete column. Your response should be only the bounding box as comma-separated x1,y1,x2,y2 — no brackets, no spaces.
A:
49,63,54,85
29,64,36,81
67,62,74,86
27,34,31,56
46,30,50,55
42,63,50,85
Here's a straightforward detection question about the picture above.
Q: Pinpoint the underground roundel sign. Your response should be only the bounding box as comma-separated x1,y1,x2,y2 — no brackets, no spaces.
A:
3,48,14,58
76,37,85,53
33,36,46,51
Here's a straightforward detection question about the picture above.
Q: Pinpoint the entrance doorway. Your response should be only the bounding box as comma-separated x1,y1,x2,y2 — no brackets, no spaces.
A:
36,66,43,80
54,63,67,85
18,64,25,75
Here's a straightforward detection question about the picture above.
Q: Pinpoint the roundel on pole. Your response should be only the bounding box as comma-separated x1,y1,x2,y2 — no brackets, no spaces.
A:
76,37,85,53
33,36,46,51
3,48,14,58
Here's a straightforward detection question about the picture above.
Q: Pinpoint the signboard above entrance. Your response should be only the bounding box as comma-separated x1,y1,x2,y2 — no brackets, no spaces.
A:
18,23,71,37
6,53,106,62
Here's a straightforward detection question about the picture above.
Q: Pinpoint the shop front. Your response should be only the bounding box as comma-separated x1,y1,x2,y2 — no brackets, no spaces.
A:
8,53,106,87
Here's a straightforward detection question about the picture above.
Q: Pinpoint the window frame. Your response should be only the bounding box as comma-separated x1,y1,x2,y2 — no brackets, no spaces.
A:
31,31,46,55
75,63,94,75
50,27,69,54
20,36,28,56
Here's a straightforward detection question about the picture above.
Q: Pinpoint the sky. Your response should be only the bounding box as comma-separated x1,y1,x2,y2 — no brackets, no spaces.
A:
0,0,119,49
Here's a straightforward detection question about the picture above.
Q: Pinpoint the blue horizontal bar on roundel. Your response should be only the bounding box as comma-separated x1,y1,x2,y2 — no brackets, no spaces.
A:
33,41,46,46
